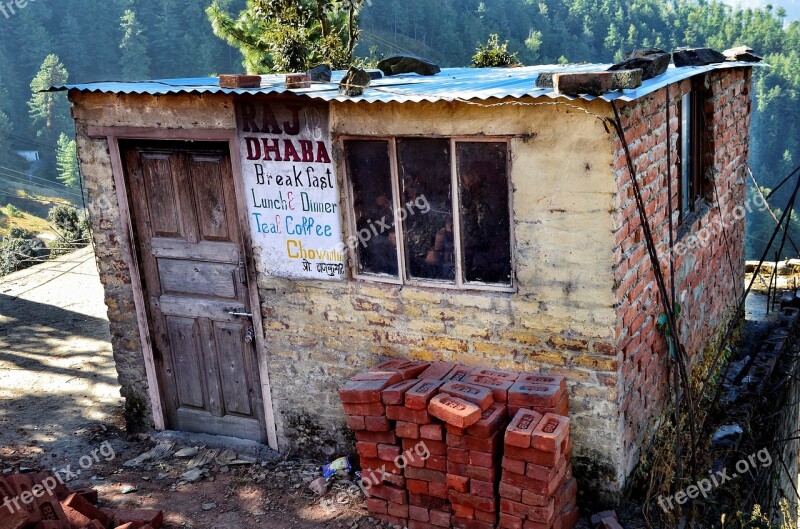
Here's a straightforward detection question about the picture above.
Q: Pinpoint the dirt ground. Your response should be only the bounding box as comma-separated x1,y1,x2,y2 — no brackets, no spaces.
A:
0,248,376,529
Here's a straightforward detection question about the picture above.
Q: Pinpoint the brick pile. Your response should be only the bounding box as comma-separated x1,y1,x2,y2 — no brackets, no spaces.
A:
0,471,163,529
340,361,578,529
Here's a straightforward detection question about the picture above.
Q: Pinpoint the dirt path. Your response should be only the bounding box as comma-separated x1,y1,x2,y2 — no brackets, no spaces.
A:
0,248,376,529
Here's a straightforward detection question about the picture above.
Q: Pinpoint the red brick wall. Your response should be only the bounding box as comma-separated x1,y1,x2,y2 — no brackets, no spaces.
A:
612,68,752,477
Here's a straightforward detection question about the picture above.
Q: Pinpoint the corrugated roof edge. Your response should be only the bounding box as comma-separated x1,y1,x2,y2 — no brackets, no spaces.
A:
49,62,763,104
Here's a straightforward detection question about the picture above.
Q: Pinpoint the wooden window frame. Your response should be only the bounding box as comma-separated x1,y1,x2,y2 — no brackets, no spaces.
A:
340,135,515,293
679,79,708,225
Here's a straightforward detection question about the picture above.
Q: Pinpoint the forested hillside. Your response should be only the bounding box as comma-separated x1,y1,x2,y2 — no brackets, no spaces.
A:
0,0,798,258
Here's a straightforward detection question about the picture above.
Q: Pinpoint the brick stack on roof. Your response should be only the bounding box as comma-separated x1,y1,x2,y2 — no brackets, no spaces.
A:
339,360,578,529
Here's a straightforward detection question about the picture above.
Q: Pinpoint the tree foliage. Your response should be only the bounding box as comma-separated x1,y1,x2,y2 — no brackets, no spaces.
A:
472,34,521,67
55,133,80,188
206,0,367,73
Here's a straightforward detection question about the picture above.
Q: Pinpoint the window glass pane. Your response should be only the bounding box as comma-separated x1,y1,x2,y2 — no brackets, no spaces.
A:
456,142,512,285
345,140,398,278
681,93,692,216
397,139,455,282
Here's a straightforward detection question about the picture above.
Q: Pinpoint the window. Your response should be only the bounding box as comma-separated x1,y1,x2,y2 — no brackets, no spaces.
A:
680,82,706,223
343,137,513,290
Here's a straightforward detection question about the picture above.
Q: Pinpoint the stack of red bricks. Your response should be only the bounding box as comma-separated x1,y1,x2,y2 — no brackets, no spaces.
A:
0,472,163,529
339,360,578,529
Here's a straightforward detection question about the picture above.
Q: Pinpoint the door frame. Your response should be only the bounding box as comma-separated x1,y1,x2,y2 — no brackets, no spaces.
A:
88,125,279,450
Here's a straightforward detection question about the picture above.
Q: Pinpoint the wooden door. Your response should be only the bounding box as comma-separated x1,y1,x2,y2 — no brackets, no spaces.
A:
122,140,266,442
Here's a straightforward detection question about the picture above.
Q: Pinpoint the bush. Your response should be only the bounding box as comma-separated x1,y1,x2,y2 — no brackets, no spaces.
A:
471,34,521,68
47,204,91,256
5,204,23,218
0,228,48,276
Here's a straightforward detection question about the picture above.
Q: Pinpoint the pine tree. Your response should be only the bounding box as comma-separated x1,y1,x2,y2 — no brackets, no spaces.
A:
206,0,367,74
55,133,80,188
28,55,71,148
119,9,151,80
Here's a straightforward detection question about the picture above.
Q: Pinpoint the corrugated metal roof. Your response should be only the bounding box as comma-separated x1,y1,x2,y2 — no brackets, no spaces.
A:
50,62,760,104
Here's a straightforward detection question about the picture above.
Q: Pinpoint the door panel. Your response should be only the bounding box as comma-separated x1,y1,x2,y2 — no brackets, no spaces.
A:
122,141,266,442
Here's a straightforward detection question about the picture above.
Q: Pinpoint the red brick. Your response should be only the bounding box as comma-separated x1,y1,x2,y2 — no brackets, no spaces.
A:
560,503,580,529
378,444,402,461
508,382,564,409
388,502,409,519
531,414,569,453
448,448,470,464
448,461,468,475
83,520,105,529
505,409,544,448
371,360,430,379
428,482,449,499
387,406,431,424
556,478,577,512
452,516,496,529
374,513,407,527
346,415,366,430
470,368,519,381
469,451,494,468
446,424,466,436
499,499,528,518
464,465,497,482
526,501,556,524
409,438,446,455
501,457,526,474
368,483,407,504
520,488,551,508
409,505,430,522
408,479,429,495
73,488,98,505
420,424,444,441
449,492,496,513
397,421,420,439
109,509,164,529
356,441,378,458
464,432,500,452
420,361,457,380
385,473,406,488
366,497,388,514
430,509,451,527
499,513,524,529
440,381,494,410
466,374,514,402
426,455,447,472
428,394,482,428
466,402,507,439
409,520,438,529
365,415,391,432
452,503,475,518
407,380,444,410
447,433,466,449
406,467,446,483
356,430,397,444
444,365,473,382
342,402,385,416
526,460,566,483
502,446,560,467
538,394,569,417
62,505,91,528
6,474,42,526
361,457,402,476
382,379,420,405
469,479,495,497
447,474,470,493
31,471,71,501
502,468,565,497
516,374,566,392
353,370,403,384
339,379,392,403
474,509,497,523
498,482,522,502
409,493,449,510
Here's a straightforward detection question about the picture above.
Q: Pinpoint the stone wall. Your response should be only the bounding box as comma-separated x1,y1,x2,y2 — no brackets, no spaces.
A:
611,68,752,480
262,98,624,502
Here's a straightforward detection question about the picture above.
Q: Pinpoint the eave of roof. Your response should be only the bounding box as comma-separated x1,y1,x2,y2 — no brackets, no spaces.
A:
50,62,762,104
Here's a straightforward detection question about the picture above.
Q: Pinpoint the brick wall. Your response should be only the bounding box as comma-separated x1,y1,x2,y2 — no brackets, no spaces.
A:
612,68,752,478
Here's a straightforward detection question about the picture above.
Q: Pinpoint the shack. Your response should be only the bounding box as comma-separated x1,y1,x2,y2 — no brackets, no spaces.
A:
56,61,755,502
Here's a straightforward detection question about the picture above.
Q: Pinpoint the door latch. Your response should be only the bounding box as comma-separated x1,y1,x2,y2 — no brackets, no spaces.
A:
244,327,255,344
227,310,253,318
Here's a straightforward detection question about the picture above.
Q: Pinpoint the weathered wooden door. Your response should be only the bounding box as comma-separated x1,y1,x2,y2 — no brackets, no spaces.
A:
122,141,266,442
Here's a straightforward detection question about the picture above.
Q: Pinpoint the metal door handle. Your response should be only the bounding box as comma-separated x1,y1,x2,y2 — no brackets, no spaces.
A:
245,327,255,344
